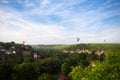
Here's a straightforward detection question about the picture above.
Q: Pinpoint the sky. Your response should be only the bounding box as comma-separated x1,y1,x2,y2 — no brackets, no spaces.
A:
0,0,120,44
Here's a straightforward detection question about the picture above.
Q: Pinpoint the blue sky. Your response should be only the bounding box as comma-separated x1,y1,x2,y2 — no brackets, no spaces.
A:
0,0,120,44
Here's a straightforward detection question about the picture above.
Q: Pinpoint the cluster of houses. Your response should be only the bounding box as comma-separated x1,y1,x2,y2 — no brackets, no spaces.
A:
0,46,17,55
0,45,40,63
63,49,106,55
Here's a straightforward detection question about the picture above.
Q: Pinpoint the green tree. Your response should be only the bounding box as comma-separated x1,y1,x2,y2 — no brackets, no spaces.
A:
15,63,37,80
105,50,120,64
0,64,13,80
37,73,51,80
68,50,120,80
68,66,85,80
99,53,105,62
88,50,98,61
78,53,89,67
40,57,61,73
61,62,71,76
23,55,32,62
11,56,23,64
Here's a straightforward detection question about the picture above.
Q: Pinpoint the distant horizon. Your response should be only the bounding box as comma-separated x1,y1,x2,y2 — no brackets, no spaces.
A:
1,41,120,45
0,0,120,44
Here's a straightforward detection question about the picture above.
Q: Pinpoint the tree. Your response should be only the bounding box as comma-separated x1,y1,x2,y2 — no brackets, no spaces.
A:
23,55,32,62
105,50,120,64
78,53,89,67
40,57,61,73
37,73,51,80
61,62,71,76
0,64,13,80
15,63,37,80
99,53,105,62
68,66,85,80
68,50,120,80
88,50,98,61
10,56,23,64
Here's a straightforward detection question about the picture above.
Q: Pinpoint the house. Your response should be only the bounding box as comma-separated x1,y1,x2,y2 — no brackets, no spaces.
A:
85,50,91,54
3,46,17,55
0,48,6,63
90,61,96,67
22,50,31,56
96,50,105,55
12,50,16,54
10,46,15,50
34,53,40,60
70,51,74,53
0,49,6,53
63,50,67,53
5,50,11,54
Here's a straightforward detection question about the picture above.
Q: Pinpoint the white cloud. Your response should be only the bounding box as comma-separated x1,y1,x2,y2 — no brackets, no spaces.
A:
0,0,120,44
0,0,8,4
41,0,50,6
0,7,73,44
107,0,113,3
99,27,120,43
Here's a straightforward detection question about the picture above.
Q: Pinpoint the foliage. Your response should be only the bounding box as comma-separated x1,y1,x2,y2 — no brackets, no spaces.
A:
55,43,120,50
61,62,71,76
1,42,120,80
23,55,33,62
37,73,52,80
14,63,37,80
40,57,62,73
88,51,98,61
105,50,120,64
68,50,120,80
68,66,85,80
10,56,23,64
0,64,13,80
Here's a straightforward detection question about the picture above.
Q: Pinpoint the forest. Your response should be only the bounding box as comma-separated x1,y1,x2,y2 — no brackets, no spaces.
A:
0,42,120,80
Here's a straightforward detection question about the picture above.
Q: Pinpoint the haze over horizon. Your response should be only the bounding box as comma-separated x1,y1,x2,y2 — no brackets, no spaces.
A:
0,0,120,44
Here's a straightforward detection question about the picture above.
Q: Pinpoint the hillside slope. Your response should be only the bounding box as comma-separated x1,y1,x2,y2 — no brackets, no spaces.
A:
54,43,120,50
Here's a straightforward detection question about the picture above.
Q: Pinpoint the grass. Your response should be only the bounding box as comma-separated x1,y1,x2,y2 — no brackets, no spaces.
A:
32,43,120,51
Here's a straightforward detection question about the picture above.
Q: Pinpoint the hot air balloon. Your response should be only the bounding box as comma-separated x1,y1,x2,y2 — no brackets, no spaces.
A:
77,38,80,42
104,40,106,43
23,41,25,45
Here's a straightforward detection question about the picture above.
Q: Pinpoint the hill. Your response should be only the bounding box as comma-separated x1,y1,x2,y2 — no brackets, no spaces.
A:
53,43,120,50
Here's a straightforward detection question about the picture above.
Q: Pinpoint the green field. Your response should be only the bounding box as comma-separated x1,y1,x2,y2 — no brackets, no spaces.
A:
32,43,120,50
